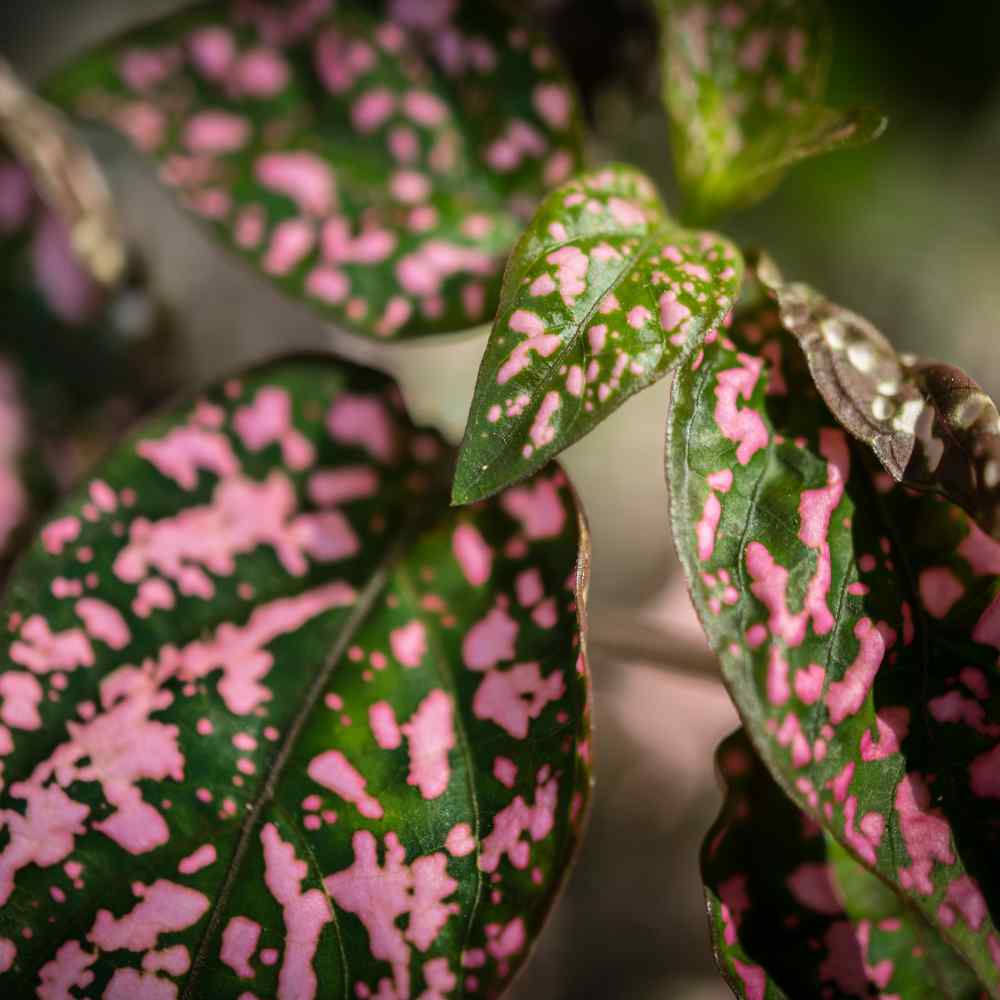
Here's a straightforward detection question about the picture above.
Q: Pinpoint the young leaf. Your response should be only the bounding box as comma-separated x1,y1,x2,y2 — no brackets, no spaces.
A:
658,0,887,223
453,163,742,505
669,281,1000,992
756,253,1000,539
0,355,592,998
704,730,984,999
43,0,584,340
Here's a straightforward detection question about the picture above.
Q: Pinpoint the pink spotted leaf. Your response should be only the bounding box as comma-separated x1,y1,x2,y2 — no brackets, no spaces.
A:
704,730,984,998
658,0,886,223
756,252,1000,540
452,163,742,504
0,356,592,997
43,0,584,340
669,273,1000,993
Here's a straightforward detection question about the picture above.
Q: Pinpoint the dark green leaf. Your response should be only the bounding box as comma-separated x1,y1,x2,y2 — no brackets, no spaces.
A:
0,354,591,998
453,163,742,504
669,276,1000,993
658,0,886,222
756,253,1000,539
44,0,584,340
704,730,984,998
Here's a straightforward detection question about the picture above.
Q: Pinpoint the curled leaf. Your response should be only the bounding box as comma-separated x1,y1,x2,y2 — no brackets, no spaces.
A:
44,0,584,340
0,355,591,998
757,253,1000,539
659,0,886,222
704,730,984,999
669,288,1000,993
453,163,742,504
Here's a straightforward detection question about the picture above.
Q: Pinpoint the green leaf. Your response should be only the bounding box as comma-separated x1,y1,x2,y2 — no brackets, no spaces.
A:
669,274,1000,993
43,0,584,340
452,163,742,504
0,354,591,998
658,0,887,223
756,253,1000,539
704,730,985,999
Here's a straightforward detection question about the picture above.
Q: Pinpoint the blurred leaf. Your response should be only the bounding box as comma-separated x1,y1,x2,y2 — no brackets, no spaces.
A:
0,354,592,998
704,730,984,999
453,163,741,504
658,0,886,223
44,0,584,340
668,277,1000,993
757,253,1000,540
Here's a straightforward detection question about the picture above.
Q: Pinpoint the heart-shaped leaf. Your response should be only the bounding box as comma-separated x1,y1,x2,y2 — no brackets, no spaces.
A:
755,253,1000,539
0,355,591,997
44,0,584,341
704,730,984,999
452,163,742,504
658,0,886,223
669,277,1000,992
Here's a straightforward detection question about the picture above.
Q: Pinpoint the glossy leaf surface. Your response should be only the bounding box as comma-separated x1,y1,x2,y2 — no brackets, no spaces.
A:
659,0,886,222
0,356,592,998
45,0,584,340
757,254,1000,539
704,730,984,999
669,282,1000,993
453,164,742,504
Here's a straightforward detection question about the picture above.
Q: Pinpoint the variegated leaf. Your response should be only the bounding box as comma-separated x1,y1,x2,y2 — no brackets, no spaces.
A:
44,0,584,340
0,355,591,999
704,730,984,999
452,163,742,504
756,253,1000,539
669,281,1000,993
658,0,886,222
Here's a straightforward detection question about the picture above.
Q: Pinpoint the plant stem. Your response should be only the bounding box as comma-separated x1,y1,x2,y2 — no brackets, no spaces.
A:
0,57,125,285
587,609,721,683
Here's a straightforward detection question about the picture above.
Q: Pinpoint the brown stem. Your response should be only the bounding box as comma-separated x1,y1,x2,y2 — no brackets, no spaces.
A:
0,57,125,285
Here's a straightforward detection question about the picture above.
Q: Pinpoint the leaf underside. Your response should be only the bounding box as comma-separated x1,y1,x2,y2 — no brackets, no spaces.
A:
453,163,742,505
756,253,1000,540
659,0,886,222
44,0,584,341
704,730,985,999
0,355,592,998
669,281,1000,993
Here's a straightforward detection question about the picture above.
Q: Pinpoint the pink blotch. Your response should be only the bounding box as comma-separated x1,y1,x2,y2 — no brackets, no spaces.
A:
369,701,402,750
500,478,566,540
895,773,954,894
452,522,492,586
390,620,427,669
89,879,210,950
75,598,130,650
307,750,383,818
473,662,565,739
445,823,475,857
400,690,455,799
462,605,518,671
918,566,965,619
327,394,396,462
493,756,517,788
256,152,335,216
185,110,250,153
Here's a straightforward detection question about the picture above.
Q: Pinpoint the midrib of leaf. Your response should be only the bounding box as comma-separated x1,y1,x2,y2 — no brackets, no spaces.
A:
181,472,453,999
461,227,665,499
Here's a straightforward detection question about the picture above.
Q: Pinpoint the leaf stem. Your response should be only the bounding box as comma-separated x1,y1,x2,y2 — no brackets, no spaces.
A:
0,57,125,285
587,608,721,682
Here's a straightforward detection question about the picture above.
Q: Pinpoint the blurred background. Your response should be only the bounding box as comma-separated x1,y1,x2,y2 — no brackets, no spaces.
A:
2,1,999,996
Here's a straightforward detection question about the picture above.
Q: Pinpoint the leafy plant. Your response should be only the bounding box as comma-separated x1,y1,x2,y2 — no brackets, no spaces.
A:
0,0,998,997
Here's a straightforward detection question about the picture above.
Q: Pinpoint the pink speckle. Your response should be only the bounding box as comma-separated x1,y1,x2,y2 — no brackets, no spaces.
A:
325,830,459,998
479,773,558,871
188,26,235,80
178,844,217,875
0,937,15,972
263,217,316,276
326,394,396,462
185,110,250,153
445,823,475,857
627,305,652,329
75,598,131,650
793,664,825,705
659,290,691,333
401,690,454,800
462,606,518,671
235,47,289,98
221,916,261,979
369,701,401,750
825,618,888,724
89,879,210,950
895,773,954,894
500,478,566,540
307,750,383,818
714,352,769,465
352,87,396,133
918,567,965,619
493,756,517,788
861,706,909,762
473,661,564,739
260,823,332,1000
390,620,427,669
453,523,492,586
42,516,81,555
256,152,335,216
